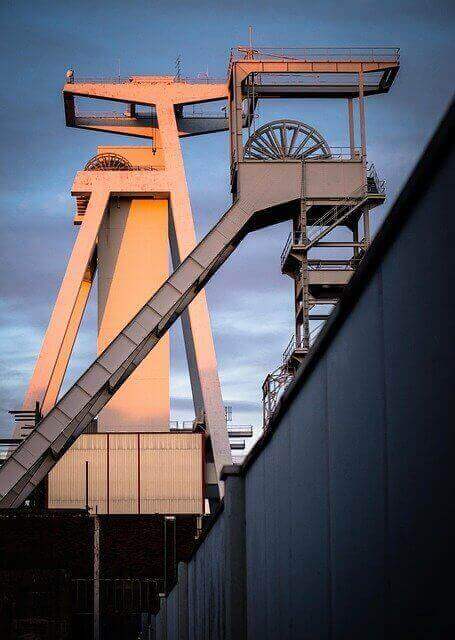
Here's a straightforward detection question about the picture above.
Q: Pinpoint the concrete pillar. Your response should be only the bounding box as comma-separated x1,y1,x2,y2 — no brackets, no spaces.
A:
221,465,247,640
97,146,170,432
156,101,232,479
19,189,109,427
177,563,189,640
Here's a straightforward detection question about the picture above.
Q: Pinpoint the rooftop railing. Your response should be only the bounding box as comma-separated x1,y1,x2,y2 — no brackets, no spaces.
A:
244,145,362,163
69,75,226,85
231,46,400,63
75,108,227,120
174,75,227,84
181,109,228,119
75,109,156,119
169,421,253,438
82,164,161,171
70,76,134,84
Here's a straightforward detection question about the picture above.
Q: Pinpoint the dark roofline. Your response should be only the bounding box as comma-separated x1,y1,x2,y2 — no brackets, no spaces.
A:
225,96,454,478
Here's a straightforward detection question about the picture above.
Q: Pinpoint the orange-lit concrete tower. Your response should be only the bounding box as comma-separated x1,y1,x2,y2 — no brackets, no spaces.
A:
1,48,399,512
95,146,170,431
13,74,233,483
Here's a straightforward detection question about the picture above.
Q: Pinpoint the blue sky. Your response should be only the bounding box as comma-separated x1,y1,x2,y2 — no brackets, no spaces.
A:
0,0,453,437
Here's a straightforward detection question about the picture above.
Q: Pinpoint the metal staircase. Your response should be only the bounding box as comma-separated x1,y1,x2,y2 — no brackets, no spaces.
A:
305,187,370,249
282,165,385,264
263,164,386,428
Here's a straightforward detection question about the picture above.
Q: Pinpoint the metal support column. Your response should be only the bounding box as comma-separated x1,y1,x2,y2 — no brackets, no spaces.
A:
363,208,371,245
348,98,355,158
93,514,100,640
353,222,360,259
358,66,367,159
298,161,310,353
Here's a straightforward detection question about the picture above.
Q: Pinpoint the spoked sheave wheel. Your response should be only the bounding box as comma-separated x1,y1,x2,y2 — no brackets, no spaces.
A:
244,120,331,161
84,153,133,171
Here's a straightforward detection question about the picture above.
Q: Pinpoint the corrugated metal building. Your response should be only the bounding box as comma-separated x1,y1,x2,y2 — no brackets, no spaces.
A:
48,433,204,514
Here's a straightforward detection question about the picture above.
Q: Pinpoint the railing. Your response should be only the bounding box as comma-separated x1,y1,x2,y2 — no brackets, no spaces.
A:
75,108,228,121
252,72,384,87
306,185,366,244
231,46,400,63
228,425,254,438
367,162,386,194
83,164,161,171
0,440,22,466
280,232,295,267
244,145,362,163
329,147,362,160
308,259,356,271
181,109,228,119
263,325,327,427
282,325,325,364
174,75,227,84
75,109,157,119
69,75,226,85
169,420,253,438
262,363,295,428
70,76,134,84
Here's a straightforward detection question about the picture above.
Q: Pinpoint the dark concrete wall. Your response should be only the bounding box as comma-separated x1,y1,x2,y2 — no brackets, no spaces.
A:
155,105,453,640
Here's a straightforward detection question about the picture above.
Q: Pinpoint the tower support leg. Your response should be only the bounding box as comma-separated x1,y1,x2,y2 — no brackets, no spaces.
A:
16,191,109,435
156,101,232,481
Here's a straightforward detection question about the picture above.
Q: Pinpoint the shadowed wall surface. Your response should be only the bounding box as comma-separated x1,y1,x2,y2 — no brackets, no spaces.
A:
156,103,453,639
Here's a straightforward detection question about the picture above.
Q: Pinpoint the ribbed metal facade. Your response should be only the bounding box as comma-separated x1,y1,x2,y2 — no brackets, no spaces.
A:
47,434,108,511
48,433,204,514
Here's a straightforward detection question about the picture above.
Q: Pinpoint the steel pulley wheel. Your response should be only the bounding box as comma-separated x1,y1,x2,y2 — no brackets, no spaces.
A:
244,119,331,160
84,153,133,170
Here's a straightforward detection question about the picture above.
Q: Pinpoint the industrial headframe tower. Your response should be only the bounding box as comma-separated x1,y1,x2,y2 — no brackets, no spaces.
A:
0,46,399,511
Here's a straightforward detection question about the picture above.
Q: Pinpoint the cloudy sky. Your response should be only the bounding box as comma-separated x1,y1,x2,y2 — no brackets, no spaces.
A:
0,0,453,437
